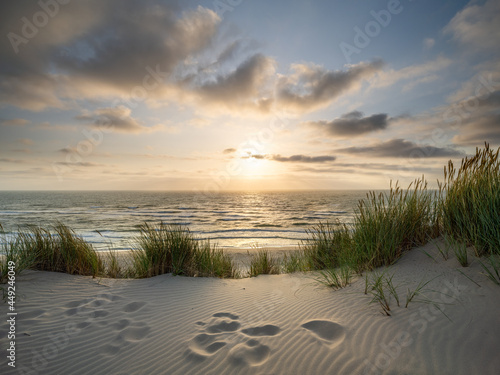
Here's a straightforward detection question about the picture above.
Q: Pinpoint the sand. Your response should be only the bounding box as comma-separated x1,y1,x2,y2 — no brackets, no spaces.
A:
1,241,499,375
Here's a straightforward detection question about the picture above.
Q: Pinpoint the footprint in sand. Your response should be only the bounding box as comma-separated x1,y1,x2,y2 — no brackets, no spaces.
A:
229,339,271,366
64,294,123,318
99,301,150,356
123,301,146,313
186,312,281,367
188,333,227,360
301,320,345,346
101,320,151,357
62,296,150,357
241,324,281,337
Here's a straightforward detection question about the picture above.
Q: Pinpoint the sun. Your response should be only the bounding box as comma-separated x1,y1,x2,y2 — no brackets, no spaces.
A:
239,151,273,179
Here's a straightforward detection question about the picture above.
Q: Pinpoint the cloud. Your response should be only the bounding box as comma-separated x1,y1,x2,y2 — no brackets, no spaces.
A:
444,0,500,54
336,139,465,158
77,106,163,134
446,73,500,104
53,161,105,168
452,113,500,146
276,60,384,112
0,1,220,109
371,56,451,90
223,148,237,154
0,2,399,118
243,154,336,163
215,40,242,66
192,54,276,112
271,154,337,163
58,147,77,154
0,158,25,164
245,154,266,160
58,5,220,92
402,75,440,93
0,118,30,126
306,111,389,137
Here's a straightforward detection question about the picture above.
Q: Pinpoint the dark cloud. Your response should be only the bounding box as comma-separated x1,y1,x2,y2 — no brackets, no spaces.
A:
307,111,389,137
56,3,219,90
223,148,237,154
336,139,465,158
242,154,265,160
0,2,389,117
461,89,500,110
76,106,161,134
192,54,275,111
452,113,500,146
243,154,336,163
0,1,220,109
58,147,77,154
277,60,384,112
271,154,337,163
0,75,62,111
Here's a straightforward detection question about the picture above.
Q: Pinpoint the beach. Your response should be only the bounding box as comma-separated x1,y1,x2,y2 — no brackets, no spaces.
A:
2,240,499,375
2,0,500,373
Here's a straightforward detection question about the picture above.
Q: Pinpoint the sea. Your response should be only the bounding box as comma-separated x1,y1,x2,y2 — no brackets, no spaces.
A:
0,190,369,251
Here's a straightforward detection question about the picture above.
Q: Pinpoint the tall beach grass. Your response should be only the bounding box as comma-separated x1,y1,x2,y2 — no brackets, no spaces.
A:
0,224,103,278
301,177,441,274
304,144,500,286
441,143,500,256
130,222,238,278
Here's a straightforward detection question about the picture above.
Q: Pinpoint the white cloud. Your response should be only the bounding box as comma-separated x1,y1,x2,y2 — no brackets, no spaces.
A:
371,56,452,90
444,0,500,54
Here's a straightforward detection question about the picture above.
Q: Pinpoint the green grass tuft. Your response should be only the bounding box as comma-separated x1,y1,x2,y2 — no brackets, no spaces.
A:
478,255,500,285
281,250,309,273
248,249,280,277
354,178,440,269
4,224,104,277
190,241,239,278
130,223,238,278
442,143,500,256
315,265,354,290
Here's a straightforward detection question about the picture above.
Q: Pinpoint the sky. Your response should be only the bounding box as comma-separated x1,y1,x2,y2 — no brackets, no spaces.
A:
0,0,499,191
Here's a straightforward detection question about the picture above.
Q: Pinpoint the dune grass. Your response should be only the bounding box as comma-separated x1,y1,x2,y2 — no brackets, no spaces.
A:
281,250,309,273
248,249,281,277
441,143,500,256
315,265,354,290
354,178,440,269
478,255,500,285
191,243,239,278
365,270,395,316
306,144,500,287
131,223,196,277
301,221,353,270
130,222,237,278
1,224,104,278
302,177,441,278
434,235,452,261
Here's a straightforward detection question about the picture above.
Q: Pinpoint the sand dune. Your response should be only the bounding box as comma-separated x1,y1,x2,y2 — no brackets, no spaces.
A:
1,242,499,374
